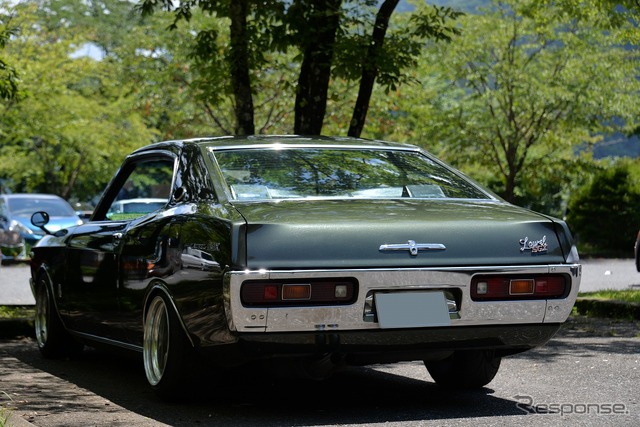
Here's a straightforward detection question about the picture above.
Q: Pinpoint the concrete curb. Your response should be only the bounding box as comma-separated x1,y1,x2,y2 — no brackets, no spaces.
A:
3,412,36,427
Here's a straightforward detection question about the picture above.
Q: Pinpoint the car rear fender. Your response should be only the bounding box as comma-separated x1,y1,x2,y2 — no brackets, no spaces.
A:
552,220,579,263
143,281,196,348
32,264,69,328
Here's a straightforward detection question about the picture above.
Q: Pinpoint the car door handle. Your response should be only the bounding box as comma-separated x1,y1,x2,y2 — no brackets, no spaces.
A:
113,232,123,241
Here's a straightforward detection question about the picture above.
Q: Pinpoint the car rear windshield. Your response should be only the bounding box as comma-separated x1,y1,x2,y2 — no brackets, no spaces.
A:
211,148,490,201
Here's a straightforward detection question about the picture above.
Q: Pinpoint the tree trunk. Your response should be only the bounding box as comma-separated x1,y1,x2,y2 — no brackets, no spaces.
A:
293,0,342,135
229,0,255,135
348,0,399,138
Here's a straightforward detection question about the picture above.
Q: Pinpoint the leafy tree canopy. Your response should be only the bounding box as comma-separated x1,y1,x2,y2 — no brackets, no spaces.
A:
372,0,640,213
567,159,640,254
138,0,462,136
0,7,19,101
0,0,639,223
0,1,156,200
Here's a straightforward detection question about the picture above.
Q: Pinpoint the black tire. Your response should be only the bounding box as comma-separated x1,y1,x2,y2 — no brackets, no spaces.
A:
143,294,191,400
425,350,501,389
34,276,83,358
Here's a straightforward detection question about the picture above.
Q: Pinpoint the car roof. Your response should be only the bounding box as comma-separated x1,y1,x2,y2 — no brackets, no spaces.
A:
131,135,420,155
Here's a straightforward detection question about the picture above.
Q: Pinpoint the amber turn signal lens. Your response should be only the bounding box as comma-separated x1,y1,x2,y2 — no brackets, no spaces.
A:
282,284,311,300
510,279,534,295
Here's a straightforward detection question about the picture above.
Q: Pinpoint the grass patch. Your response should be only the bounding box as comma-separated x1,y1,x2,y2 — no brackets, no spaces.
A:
0,408,7,427
0,391,13,427
578,289,640,304
0,306,34,319
575,289,640,320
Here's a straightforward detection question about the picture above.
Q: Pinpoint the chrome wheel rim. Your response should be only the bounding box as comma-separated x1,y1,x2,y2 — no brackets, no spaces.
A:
143,296,170,386
34,282,49,348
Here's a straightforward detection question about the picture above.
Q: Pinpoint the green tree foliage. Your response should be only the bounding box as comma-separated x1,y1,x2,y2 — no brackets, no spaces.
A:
0,7,19,101
139,0,287,135
567,160,640,255
0,1,155,200
133,0,296,136
1,0,639,220
538,0,640,44
344,2,462,137
139,0,461,136
378,0,640,213
30,0,213,139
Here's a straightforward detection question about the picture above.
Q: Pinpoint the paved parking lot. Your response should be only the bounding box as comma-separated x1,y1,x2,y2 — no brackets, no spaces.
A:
0,264,34,305
0,315,638,427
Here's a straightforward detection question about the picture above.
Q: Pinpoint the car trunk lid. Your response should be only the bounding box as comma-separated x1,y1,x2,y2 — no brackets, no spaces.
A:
232,199,567,269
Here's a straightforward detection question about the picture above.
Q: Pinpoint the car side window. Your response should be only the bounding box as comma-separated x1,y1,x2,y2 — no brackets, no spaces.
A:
104,159,174,221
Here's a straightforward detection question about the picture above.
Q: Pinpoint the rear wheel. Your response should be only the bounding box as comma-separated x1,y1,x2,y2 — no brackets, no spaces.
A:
425,350,501,389
143,294,191,400
34,276,83,358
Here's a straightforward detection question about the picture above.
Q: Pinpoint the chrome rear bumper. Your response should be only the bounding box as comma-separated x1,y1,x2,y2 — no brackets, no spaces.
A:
224,264,581,334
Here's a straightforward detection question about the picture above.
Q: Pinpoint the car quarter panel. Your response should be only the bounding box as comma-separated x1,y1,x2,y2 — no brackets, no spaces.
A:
116,202,246,348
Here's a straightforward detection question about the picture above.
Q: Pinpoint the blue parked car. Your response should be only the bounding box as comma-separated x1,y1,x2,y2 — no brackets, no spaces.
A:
0,194,82,263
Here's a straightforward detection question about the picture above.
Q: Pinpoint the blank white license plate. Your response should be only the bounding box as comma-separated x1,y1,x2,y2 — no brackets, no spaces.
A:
374,291,451,329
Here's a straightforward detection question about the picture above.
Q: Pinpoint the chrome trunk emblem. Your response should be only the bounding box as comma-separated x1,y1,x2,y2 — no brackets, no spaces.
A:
379,240,446,256
519,235,548,254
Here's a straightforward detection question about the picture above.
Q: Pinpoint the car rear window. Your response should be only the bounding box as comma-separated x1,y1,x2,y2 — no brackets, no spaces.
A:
211,148,490,201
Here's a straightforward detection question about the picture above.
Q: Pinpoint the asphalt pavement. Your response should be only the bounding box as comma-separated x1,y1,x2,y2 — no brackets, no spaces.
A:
0,316,638,427
0,264,34,305
1,258,639,306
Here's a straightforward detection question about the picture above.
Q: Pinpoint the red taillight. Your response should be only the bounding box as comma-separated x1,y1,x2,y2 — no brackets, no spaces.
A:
264,285,278,300
241,278,358,306
534,277,566,296
471,275,567,301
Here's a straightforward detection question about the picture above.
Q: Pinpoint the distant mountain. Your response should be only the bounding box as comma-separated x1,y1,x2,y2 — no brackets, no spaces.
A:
397,0,488,13
593,134,640,159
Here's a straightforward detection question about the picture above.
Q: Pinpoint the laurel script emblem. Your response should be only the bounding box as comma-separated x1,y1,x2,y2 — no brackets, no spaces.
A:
519,236,548,254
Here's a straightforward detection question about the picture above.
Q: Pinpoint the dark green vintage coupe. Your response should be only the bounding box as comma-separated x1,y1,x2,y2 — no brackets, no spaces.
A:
29,135,581,398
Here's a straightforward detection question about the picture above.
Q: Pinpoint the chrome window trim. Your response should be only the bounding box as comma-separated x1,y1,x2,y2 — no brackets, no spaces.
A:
206,143,422,153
